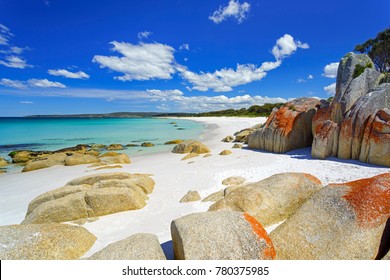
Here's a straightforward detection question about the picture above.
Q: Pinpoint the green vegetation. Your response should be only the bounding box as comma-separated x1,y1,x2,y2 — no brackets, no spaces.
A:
353,62,374,79
196,103,285,117
354,28,390,73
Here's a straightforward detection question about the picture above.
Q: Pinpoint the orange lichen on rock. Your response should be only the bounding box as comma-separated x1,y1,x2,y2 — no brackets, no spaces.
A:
303,173,322,185
243,213,276,260
337,173,390,228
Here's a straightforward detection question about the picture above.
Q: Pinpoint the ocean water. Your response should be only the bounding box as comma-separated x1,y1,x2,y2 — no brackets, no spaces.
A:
0,118,205,161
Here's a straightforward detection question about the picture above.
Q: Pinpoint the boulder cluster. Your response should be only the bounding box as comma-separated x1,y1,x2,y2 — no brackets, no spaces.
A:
0,172,388,260
247,52,389,167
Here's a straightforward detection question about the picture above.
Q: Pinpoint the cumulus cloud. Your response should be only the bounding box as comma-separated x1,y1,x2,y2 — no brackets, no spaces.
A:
271,34,309,60
0,24,31,69
0,78,27,89
324,82,336,95
323,62,339,78
209,0,251,24
179,34,308,92
27,79,66,88
93,41,176,81
48,69,90,79
137,31,152,40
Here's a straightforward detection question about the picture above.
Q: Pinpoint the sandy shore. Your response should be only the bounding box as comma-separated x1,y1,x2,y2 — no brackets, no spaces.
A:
0,116,389,258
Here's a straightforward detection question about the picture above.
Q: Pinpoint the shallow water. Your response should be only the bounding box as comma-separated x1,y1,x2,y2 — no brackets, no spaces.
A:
0,117,204,161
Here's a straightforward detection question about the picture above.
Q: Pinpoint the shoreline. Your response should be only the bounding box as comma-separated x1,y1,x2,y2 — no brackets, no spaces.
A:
0,116,389,258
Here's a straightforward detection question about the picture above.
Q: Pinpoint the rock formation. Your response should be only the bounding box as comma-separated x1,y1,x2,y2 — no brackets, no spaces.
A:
270,173,390,259
209,173,322,227
248,98,320,153
0,156,8,167
312,52,390,166
22,172,154,224
180,191,201,202
0,223,96,260
171,211,275,260
88,233,166,260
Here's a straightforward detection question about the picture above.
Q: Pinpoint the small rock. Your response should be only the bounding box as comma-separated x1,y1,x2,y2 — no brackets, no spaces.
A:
232,143,243,149
141,142,155,147
126,144,139,147
181,153,199,161
180,191,201,203
165,139,184,145
107,144,124,150
172,140,211,154
219,150,232,155
222,136,234,142
222,176,246,186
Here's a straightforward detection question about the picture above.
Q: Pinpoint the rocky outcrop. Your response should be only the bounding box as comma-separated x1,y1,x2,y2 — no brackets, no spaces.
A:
0,224,96,260
22,172,154,224
171,211,275,260
9,150,53,163
172,140,211,154
248,98,320,153
270,173,390,260
312,53,389,166
209,173,322,227
88,233,166,260
180,191,201,203
0,156,9,167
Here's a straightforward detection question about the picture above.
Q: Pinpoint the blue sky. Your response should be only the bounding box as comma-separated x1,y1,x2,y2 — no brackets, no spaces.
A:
0,0,388,116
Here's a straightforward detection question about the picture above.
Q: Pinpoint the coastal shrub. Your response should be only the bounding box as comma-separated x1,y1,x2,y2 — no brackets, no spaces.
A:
353,62,374,79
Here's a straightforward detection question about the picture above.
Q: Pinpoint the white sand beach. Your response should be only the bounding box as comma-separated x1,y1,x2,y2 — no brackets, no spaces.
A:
0,116,389,258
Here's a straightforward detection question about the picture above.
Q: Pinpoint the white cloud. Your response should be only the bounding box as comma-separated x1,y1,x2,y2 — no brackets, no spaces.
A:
179,43,190,51
93,42,176,81
0,56,32,69
209,0,251,24
137,31,152,40
308,74,314,79
20,101,33,104
0,24,31,69
28,79,66,88
0,78,27,89
48,69,90,79
323,62,339,78
324,82,336,95
271,34,309,60
179,34,308,92
296,78,307,83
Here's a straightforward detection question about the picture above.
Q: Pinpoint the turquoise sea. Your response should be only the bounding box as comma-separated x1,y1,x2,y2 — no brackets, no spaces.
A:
0,118,205,161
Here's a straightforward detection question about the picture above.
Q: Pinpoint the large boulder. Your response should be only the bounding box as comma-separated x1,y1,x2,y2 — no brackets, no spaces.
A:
172,140,211,154
0,224,96,260
248,98,320,153
270,173,390,260
88,233,166,260
22,172,154,224
171,211,275,260
209,173,322,227
99,152,131,164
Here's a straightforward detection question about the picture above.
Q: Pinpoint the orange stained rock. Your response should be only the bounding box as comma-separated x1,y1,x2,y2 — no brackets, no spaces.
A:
243,213,276,260
338,173,390,228
303,173,322,185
